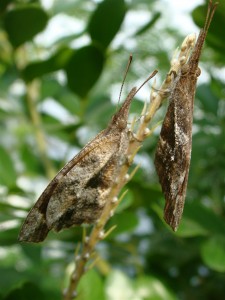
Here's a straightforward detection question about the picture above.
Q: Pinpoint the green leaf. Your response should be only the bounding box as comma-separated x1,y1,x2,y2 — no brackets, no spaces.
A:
196,83,219,116
88,0,126,49
20,244,42,266
175,202,225,237
106,211,138,237
22,47,73,82
19,143,43,175
0,267,25,297
3,5,48,48
106,271,176,300
201,235,225,272
134,276,176,300
105,270,134,300
4,282,60,300
65,45,105,98
153,199,225,237
0,146,17,188
77,269,105,300
116,190,134,213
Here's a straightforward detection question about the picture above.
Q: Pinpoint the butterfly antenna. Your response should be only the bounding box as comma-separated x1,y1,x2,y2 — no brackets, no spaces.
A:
204,0,219,33
135,70,158,95
117,54,133,110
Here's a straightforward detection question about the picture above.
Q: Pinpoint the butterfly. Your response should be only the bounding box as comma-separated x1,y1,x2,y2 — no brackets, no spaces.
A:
154,1,218,231
19,57,157,242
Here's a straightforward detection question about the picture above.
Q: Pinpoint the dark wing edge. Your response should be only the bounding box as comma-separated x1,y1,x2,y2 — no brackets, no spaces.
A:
18,178,58,242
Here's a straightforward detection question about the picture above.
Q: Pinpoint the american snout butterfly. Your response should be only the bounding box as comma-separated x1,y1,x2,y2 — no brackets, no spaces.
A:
154,1,218,231
19,56,157,243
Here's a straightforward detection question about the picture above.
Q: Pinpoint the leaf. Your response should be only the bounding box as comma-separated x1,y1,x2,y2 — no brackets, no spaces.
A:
134,276,176,300
105,270,134,300
106,211,138,237
196,83,219,116
88,0,126,49
116,190,134,213
175,202,225,237
152,199,225,237
0,267,25,297
77,269,105,300
0,222,20,246
201,235,225,272
4,282,60,300
3,5,48,48
22,47,73,82
106,271,176,300
65,45,105,98
20,244,42,266
19,143,43,175
0,146,17,188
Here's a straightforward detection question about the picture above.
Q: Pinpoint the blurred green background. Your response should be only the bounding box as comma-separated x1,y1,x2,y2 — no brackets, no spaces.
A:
0,0,225,299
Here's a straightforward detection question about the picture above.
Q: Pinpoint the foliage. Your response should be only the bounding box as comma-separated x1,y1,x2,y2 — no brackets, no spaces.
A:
0,0,225,299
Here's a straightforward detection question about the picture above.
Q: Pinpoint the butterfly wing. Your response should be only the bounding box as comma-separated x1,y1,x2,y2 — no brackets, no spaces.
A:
18,128,128,242
46,131,124,232
155,79,193,231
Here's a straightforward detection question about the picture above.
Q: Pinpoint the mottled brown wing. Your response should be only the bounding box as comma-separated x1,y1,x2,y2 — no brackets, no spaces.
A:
155,83,193,231
46,132,124,231
18,129,122,243
155,1,218,231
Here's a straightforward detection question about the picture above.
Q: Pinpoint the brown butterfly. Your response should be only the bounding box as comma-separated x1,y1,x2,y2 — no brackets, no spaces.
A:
19,58,157,243
154,1,218,231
